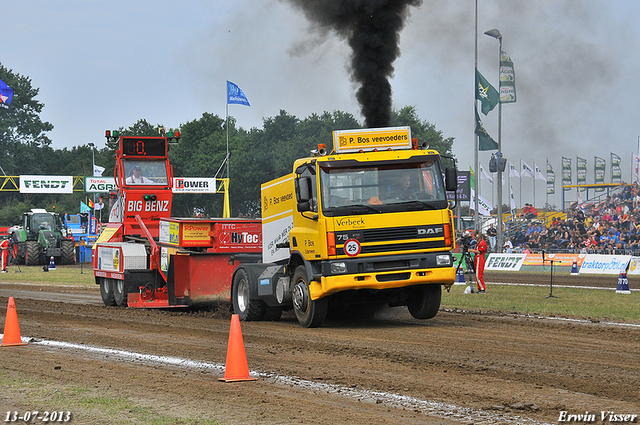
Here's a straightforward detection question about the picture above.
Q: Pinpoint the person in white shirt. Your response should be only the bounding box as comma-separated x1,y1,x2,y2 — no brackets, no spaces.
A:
503,238,513,253
126,165,153,184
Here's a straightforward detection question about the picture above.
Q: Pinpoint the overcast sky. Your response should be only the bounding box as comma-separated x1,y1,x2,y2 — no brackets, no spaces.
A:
4,0,640,209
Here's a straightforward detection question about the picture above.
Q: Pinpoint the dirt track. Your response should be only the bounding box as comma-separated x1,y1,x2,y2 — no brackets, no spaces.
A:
0,273,639,424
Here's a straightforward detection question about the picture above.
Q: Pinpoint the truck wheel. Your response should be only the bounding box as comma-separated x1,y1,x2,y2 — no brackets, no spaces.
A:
113,279,128,307
232,268,265,321
407,284,441,320
25,240,41,266
99,278,117,306
60,240,74,265
292,266,327,328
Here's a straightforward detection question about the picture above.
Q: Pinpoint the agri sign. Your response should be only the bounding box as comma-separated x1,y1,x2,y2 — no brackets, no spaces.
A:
84,177,116,193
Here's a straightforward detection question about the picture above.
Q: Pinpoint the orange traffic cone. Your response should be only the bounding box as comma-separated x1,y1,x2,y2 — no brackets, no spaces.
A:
2,297,28,347
218,314,257,382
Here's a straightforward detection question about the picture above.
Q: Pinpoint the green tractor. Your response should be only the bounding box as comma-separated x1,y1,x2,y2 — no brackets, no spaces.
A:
9,209,75,266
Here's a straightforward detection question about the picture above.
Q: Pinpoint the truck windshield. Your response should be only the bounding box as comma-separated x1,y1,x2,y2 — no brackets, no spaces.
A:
319,159,447,216
123,160,168,185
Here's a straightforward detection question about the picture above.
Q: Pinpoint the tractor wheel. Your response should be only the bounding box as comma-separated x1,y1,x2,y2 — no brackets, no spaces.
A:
407,284,441,320
99,278,117,306
113,279,128,307
292,265,327,328
60,240,75,265
232,267,265,321
25,241,41,266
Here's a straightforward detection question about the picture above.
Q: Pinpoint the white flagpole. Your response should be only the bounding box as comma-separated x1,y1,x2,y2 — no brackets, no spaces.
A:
226,102,229,179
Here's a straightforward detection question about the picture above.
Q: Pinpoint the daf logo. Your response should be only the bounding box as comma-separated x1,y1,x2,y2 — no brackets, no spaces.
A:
418,227,443,235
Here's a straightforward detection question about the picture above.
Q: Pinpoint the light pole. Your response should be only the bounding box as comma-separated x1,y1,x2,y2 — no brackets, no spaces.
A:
484,28,504,252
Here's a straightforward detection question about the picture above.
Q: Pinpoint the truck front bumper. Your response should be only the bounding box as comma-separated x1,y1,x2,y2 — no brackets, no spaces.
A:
309,252,455,300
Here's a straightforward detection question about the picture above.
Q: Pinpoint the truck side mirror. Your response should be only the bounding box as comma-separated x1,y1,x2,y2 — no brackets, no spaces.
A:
296,176,312,212
445,168,458,192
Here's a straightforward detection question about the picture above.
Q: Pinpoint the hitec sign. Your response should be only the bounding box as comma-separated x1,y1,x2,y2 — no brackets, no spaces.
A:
20,175,73,193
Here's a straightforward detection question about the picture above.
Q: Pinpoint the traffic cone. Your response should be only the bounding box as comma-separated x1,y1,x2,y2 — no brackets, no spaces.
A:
616,272,632,294
49,256,56,271
570,260,579,276
218,314,258,382
2,297,28,347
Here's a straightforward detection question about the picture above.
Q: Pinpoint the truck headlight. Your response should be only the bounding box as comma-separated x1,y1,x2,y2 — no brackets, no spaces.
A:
330,261,347,274
435,254,451,266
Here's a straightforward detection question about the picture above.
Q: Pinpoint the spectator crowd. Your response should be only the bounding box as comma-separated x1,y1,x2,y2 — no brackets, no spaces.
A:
502,182,640,255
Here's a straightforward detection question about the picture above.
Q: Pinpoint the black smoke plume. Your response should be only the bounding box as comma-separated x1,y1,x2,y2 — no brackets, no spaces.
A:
285,0,422,128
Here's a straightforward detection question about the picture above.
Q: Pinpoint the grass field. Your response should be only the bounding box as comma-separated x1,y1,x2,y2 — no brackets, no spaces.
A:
443,283,639,323
0,264,95,287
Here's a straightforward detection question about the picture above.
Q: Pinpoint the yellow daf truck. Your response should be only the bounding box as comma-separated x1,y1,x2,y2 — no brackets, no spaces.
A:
231,126,458,327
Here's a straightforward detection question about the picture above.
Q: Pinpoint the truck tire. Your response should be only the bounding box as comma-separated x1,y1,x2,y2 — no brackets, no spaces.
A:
113,279,128,307
407,284,441,320
60,240,75,265
232,267,265,321
25,240,41,266
292,265,327,328
99,278,117,306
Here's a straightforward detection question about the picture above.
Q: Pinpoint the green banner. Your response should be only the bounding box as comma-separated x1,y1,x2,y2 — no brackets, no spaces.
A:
499,48,516,103
594,156,606,192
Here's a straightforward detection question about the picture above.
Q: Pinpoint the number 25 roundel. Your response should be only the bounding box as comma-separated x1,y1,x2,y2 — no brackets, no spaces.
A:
344,239,361,257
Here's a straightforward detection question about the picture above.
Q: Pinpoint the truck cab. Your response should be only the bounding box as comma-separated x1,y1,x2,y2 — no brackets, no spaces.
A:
236,127,458,327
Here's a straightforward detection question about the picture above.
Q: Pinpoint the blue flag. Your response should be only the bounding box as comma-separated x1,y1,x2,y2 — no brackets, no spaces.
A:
80,202,91,214
227,81,250,106
0,78,14,110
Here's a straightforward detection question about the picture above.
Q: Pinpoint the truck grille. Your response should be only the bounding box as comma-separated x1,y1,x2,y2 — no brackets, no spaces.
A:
336,224,447,256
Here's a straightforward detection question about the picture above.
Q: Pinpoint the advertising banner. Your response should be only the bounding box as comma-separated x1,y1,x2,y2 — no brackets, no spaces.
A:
611,152,622,184
627,257,640,276
447,170,470,202
333,127,411,153
546,161,555,195
562,157,572,191
173,178,217,193
485,254,526,271
576,157,587,190
594,156,606,192
85,177,116,193
485,253,586,272
483,253,635,274
20,175,73,193
579,254,631,275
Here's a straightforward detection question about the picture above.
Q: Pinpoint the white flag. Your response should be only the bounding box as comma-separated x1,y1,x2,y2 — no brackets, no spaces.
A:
470,189,493,216
521,160,534,178
93,164,105,177
480,165,494,184
509,160,520,178
509,186,517,211
534,163,547,182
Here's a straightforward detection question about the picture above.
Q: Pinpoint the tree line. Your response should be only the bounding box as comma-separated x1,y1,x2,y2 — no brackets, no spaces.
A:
0,64,455,224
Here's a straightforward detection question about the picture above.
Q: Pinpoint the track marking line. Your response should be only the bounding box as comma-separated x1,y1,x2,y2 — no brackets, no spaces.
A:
4,336,551,425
